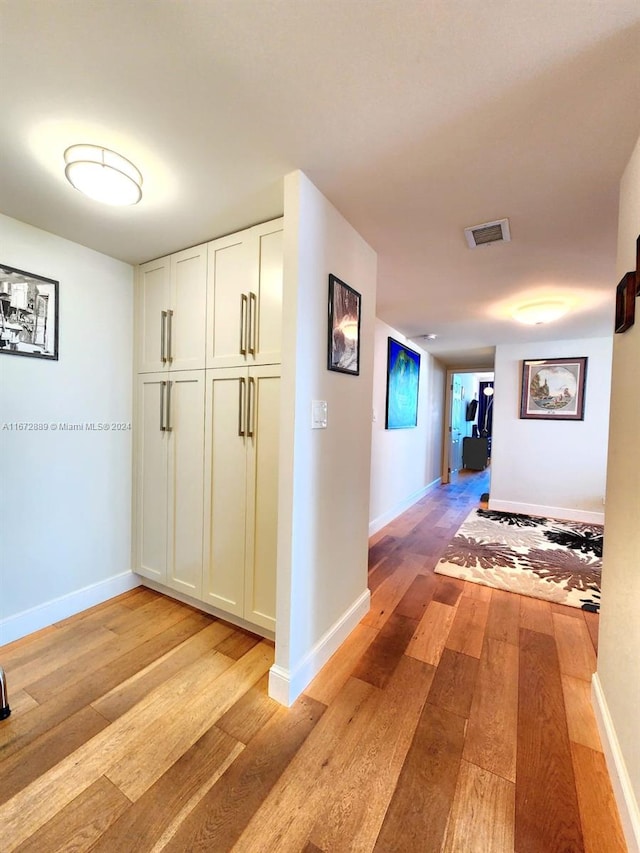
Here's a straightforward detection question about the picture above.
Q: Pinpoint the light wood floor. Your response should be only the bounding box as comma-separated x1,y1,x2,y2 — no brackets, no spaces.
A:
0,470,626,852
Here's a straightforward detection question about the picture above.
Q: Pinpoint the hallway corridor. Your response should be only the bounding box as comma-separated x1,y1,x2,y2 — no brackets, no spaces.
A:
0,470,625,852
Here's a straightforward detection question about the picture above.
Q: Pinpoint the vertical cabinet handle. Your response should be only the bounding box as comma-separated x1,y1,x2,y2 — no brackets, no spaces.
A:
248,291,257,356
161,311,167,363
238,377,246,437
160,381,166,431
166,381,173,432
247,376,256,438
240,294,248,355
167,309,174,363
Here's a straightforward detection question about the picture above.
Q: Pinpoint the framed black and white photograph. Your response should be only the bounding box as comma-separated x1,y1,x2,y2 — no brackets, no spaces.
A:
327,274,361,375
520,357,588,421
0,263,59,361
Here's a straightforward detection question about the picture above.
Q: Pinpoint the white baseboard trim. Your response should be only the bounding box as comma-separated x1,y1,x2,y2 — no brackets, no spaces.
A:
269,588,371,706
488,499,604,525
592,673,640,853
0,571,139,646
369,478,441,536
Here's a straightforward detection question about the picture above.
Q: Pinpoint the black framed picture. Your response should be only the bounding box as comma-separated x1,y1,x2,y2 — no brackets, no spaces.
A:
386,337,421,429
520,357,588,421
0,263,59,361
615,271,636,334
327,274,361,375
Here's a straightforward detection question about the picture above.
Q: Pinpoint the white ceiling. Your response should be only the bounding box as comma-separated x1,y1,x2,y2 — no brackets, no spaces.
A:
1,1,639,366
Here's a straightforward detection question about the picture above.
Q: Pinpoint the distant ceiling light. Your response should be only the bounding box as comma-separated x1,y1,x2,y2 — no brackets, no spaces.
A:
422,333,438,340
464,218,511,248
512,300,568,325
64,144,142,205
483,386,494,397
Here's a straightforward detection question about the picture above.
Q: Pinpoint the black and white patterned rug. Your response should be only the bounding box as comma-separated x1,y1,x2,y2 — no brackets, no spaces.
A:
435,508,602,611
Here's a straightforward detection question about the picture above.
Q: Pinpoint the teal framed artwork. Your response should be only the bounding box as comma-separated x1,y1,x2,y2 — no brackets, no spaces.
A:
385,337,420,429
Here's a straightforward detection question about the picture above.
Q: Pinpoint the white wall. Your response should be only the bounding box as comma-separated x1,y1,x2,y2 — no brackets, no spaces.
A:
270,171,377,705
595,134,640,852
489,336,612,523
0,215,135,643
369,320,445,534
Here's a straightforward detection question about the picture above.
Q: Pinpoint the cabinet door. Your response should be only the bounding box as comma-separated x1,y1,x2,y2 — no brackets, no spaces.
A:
206,231,251,368
202,367,248,615
244,365,280,631
252,220,283,366
135,374,169,581
137,257,170,373
166,371,205,597
169,245,207,371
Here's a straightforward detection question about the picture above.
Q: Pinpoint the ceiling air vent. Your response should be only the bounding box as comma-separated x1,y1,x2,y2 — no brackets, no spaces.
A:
464,218,511,249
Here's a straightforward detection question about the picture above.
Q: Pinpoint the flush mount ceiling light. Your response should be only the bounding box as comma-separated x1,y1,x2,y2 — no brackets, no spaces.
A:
512,300,568,325
64,144,142,205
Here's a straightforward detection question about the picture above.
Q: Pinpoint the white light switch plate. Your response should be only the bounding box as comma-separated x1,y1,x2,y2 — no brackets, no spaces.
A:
311,400,328,429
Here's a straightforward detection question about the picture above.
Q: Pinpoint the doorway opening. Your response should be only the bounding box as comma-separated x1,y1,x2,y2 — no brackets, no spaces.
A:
442,369,494,490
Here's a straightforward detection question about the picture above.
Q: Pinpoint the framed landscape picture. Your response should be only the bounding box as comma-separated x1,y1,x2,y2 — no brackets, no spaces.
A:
520,357,587,421
327,274,361,375
0,263,59,361
386,337,420,429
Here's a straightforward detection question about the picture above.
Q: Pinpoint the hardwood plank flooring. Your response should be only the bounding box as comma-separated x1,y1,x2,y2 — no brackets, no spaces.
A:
570,742,627,853
0,705,108,806
163,694,325,852
516,628,584,852
406,599,457,666
462,636,519,782
0,469,625,852
445,594,490,658
441,760,515,853
427,647,479,719
14,776,130,853
307,656,436,852
374,701,466,852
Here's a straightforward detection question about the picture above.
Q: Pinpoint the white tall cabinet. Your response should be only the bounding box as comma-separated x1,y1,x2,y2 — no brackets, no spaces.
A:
133,218,283,636
137,244,207,373
135,371,205,598
206,221,283,368
202,364,280,631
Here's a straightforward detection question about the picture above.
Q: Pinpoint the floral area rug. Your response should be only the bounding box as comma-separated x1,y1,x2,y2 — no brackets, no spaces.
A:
435,509,602,611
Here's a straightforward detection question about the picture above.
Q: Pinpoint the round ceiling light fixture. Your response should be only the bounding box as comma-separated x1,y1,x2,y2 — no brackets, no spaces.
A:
512,300,568,325
64,144,142,205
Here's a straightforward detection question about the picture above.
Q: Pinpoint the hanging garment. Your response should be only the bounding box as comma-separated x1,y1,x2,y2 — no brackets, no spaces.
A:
465,399,478,422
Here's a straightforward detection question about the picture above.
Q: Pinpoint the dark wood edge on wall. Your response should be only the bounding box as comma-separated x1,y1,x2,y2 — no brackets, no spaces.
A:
614,271,636,334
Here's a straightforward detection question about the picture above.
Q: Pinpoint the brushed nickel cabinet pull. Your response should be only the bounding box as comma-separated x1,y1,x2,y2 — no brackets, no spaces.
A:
161,311,167,363
238,377,246,437
247,376,256,438
240,294,248,355
166,380,173,432
167,309,174,363
248,291,257,356
160,381,166,431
